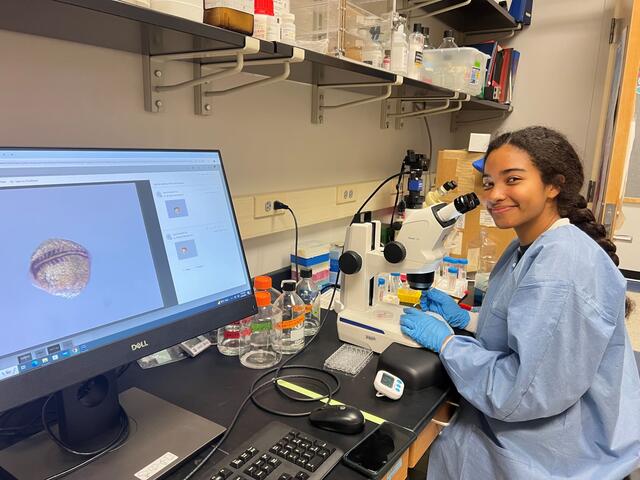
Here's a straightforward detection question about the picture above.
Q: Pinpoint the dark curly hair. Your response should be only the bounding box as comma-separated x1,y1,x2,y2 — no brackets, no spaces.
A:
486,126,633,317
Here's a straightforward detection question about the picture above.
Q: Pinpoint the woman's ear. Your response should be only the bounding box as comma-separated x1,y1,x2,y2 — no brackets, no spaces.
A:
547,174,564,200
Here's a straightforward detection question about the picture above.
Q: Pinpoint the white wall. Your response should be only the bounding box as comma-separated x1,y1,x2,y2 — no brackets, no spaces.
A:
0,28,453,276
454,0,613,183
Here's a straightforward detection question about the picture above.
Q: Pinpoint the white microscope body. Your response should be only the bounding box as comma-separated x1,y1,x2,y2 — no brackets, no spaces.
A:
334,197,478,353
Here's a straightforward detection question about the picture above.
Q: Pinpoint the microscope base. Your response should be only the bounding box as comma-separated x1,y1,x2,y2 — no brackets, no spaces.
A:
337,303,423,353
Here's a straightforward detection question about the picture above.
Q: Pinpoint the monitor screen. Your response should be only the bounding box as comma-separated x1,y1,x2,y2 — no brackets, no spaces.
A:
0,148,254,409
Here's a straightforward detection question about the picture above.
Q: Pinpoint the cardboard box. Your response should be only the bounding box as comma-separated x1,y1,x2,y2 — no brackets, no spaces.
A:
435,150,516,271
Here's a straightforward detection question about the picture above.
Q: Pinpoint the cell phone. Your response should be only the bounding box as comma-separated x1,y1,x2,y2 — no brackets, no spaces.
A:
342,421,416,479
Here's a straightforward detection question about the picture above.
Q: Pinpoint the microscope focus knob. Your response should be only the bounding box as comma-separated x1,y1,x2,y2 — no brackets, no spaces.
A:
384,241,406,264
339,251,362,275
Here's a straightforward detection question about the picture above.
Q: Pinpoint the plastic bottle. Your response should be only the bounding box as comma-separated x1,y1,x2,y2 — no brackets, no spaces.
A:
425,180,457,206
439,29,458,48
421,26,435,83
362,26,384,68
240,292,282,369
400,274,409,289
280,13,296,44
382,50,392,70
407,23,424,79
275,280,305,354
457,258,468,280
388,273,402,296
254,0,279,41
377,277,386,302
254,275,280,304
390,15,408,75
296,268,321,336
441,256,454,278
447,267,458,291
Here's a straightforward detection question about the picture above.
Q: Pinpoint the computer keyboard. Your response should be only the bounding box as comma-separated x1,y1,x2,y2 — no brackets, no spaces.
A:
209,421,344,480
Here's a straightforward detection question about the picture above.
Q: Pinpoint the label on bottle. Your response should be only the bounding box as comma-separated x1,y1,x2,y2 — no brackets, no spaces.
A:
470,66,481,85
414,50,423,65
304,305,312,314
281,314,304,329
251,321,272,332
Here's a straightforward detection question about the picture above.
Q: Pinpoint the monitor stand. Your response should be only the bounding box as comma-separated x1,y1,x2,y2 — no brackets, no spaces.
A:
0,387,226,480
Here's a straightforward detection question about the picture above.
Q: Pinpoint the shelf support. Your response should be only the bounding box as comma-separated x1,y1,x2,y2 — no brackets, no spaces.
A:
409,0,472,20
312,77,403,124
196,47,305,115
143,37,261,113
463,23,523,41
381,93,469,129
451,106,511,130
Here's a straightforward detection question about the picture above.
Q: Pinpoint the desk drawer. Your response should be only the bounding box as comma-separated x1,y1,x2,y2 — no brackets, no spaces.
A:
408,400,456,468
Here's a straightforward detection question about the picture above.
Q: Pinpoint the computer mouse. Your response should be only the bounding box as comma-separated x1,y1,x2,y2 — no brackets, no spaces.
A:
308,404,365,435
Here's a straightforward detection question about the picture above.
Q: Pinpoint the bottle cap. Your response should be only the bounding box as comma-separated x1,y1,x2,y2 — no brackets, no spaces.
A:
448,267,459,273
400,274,407,281
391,272,401,277
443,256,454,262
255,291,271,307
254,275,273,290
413,23,422,32
378,278,386,286
281,280,296,291
384,49,391,55
449,258,460,264
422,26,430,35
254,0,274,16
300,268,312,279
458,258,469,265
444,29,454,38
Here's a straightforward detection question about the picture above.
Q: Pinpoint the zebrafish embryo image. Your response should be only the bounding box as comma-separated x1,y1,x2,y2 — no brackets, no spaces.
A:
30,239,91,298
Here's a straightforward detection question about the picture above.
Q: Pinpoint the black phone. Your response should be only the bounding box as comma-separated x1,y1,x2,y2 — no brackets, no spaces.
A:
342,421,416,479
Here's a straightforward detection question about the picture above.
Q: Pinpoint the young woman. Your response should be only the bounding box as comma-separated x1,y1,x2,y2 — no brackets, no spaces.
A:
400,126,640,479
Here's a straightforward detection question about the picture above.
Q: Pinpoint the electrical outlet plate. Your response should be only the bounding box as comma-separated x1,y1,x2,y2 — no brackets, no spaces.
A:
336,184,357,204
253,195,286,218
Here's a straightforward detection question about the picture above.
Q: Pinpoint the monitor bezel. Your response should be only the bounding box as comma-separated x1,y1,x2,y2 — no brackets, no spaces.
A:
0,147,257,413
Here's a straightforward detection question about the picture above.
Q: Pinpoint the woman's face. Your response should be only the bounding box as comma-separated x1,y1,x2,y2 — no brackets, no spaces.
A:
482,144,559,230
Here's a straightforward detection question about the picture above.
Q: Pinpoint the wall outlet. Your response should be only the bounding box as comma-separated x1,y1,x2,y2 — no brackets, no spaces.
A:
336,184,357,204
253,195,286,218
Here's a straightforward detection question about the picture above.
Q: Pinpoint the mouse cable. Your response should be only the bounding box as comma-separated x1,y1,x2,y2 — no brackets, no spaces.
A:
181,172,402,479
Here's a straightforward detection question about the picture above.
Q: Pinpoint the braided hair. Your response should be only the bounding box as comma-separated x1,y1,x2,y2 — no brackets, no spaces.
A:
485,126,633,317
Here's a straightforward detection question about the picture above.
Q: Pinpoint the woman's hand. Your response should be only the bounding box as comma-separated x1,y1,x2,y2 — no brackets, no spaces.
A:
400,308,454,353
420,288,470,329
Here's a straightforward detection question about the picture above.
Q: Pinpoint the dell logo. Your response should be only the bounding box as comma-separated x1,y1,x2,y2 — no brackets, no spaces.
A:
131,341,149,351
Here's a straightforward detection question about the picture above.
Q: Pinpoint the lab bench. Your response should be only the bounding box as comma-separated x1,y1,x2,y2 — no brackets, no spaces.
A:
114,310,453,480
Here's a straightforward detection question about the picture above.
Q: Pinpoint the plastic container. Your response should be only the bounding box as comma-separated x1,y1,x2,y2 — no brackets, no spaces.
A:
457,258,468,280
438,29,457,49
280,12,296,44
296,268,321,336
150,0,203,22
329,243,343,286
275,280,306,354
422,47,489,96
254,276,280,304
362,26,383,68
388,272,402,296
204,7,254,34
240,292,282,369
390,15,408,75
377,277,386,302
398,287,420,306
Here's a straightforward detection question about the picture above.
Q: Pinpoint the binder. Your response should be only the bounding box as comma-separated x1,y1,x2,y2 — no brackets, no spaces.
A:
509,0,526,23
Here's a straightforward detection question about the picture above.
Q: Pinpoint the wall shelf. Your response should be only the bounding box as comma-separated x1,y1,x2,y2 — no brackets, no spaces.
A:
1,0,513,122
402,0,517,33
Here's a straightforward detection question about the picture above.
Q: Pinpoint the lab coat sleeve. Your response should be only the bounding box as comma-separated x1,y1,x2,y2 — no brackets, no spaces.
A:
440,280,618,422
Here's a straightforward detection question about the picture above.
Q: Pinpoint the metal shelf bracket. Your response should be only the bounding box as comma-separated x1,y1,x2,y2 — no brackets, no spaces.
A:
143,36,262,113
408,0,472,20
196,47,306,115
381,93,469,129
451,105,511,130
463,23,523,41
312,77,403,124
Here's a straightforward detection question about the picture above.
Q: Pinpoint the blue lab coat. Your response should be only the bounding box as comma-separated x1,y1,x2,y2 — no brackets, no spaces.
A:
428,224,640,479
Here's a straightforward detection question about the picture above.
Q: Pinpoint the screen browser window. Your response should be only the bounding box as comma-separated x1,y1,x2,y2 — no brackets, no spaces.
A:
0,149,252,381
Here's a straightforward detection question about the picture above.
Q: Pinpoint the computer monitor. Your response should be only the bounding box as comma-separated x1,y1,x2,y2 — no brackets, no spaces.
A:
0,148,257,477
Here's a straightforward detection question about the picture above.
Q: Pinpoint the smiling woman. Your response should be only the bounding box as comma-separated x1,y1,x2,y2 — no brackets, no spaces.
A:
400,126,640,480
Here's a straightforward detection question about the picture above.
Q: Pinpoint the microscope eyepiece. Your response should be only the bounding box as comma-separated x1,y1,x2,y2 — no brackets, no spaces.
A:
436,192,480,223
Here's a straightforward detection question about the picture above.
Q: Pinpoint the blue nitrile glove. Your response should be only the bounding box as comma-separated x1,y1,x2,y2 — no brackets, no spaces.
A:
400,308,454,353
420,288,470,329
